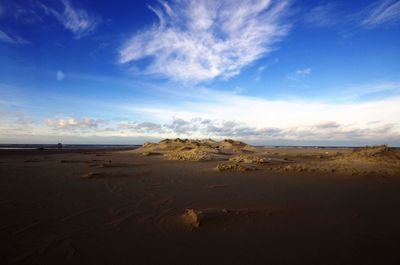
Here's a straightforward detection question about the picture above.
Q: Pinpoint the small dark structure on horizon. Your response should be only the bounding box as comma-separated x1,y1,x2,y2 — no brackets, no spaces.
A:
57,143,63,149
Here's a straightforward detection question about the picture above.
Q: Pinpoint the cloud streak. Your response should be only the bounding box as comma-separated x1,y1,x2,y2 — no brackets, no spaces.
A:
3,86,399,145
303,3,338,28
0,29,29,45
286,67,312,82
118,122,163,133
119,0,291,82
122,84,400,143
158,117,397,143
112,117,399,145
40,0,100,38
46,118,102,130
0,110,34,136
361,0,400,27
302,1,400,32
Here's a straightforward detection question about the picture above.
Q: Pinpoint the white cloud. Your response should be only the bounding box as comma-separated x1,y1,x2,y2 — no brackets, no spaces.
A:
295,68,312,76
0,29,29,45
0,110,34,136
13,2,44,24
110,115,399,145
56,70,65,81
46,118,101,130
303,3,338,28
257,65,267,73
333,81,400,101
40,0,100,38
121,84,400,144
3,79,400,145
119,0,291,82
118,122,163,133
136,117,398,144
286,67,312,81
301,1,400,33
361,0,400,27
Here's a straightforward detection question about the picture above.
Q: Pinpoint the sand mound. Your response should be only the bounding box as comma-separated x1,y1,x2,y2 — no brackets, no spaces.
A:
229,154,269,164
181,208,229,228
350,145,396,157
217,139,259,154
216,162,258,172
218,139,248,150
137,138,218,153
164,148,213,161
136,138,258,160
343,145,400,163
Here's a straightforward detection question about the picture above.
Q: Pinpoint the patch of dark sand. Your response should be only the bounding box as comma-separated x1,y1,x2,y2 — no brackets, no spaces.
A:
141,151,162,156
208,184,230,189
81,172,132,179
61,159,92,163
24,158,43,163
98,162,138,168
181,207,273,229
81,151,112,155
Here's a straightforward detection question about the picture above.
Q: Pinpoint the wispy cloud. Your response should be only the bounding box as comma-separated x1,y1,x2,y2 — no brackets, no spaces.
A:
361,0,400,27
294,68,312,76
46,118,102,130
302,1,400,33
118,122,163,133
0,110,34,136
334,81,400,101
140,117,397,144
13,2,44,24
303,3,339,28
111,116,398,145
257,66,267,73
0,29,29,45
3,84,400,145
286,67,312,81
254,58,279,81
40,0,100,38
119,0,291,82
120,83,400,144
47,115,397,144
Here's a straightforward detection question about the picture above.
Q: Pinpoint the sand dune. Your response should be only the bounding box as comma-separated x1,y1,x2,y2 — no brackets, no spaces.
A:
136,138,259,158
134,139,400,176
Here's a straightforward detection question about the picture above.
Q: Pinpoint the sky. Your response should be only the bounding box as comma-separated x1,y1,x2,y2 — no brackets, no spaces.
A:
0,0,400,146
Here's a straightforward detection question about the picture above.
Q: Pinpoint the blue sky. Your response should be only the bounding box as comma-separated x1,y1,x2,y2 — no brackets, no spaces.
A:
1,0,400,145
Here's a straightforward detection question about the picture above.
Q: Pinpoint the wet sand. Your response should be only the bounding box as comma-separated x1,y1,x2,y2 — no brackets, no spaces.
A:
1,146,400,265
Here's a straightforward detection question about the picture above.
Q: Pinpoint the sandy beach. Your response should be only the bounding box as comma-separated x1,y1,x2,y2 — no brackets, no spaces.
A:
1,139,400,265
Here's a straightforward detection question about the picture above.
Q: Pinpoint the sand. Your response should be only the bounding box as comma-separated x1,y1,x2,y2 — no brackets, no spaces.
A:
0,140,400,264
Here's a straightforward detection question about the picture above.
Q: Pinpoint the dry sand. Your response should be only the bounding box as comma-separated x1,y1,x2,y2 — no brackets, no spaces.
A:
1,139,400,264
